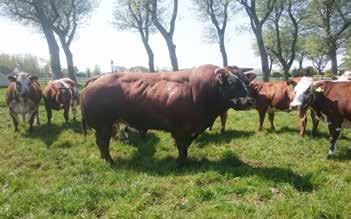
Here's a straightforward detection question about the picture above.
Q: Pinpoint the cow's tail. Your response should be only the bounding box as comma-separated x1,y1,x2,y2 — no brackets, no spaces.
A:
80,93,88,141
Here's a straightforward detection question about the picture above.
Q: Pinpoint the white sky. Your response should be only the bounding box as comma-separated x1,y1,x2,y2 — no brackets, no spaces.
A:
0,0,262,73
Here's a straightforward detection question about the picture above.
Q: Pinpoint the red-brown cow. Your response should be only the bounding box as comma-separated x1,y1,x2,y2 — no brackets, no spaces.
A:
81,64,254,165
217,77,315,136
6,72,42,131
291,79,351,158
43,78,78,124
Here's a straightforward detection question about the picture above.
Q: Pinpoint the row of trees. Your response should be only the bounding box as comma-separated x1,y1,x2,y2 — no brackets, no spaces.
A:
1,1,351,81
0,0,96,82
114,0,351,81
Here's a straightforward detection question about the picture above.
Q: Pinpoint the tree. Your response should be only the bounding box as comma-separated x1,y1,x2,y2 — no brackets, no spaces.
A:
304,35,329,75
306,0,351,75
193,0,233,67
343,38,351,69
0,0,63,79
113,0,155,72
52,0,96,82
237,0,277,81
148,0,179,71
0,53,45,76
92,64,101,75
263,0,306,80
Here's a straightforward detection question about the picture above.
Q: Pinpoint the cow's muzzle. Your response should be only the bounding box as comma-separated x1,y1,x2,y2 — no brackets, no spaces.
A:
230,97,256,111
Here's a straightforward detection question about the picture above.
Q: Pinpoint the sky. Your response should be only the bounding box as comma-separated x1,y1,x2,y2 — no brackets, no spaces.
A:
0,0,262,73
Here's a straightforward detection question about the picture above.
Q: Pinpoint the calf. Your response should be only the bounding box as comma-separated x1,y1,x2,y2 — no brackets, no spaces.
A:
43,78,78,124
81,64,253,165
290,79,351,158
6,72,42,131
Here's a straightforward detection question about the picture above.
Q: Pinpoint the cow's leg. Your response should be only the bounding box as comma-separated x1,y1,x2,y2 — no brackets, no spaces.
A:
71,99,77,121
174,136,192,166
28,111,36,131
36,109,40,126
268,111,275,131
22,114,26,122
45,104,52,124
63,105,70,123
220,111,228,134
311,110,319,138
10,111,19,132
257,108,267,131
299,109,307,137
111,122,118,139
327,123,341,158
95,126,113,164
123,126,130,142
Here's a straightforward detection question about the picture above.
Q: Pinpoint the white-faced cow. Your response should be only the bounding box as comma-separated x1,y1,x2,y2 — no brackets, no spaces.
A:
43,78,78,124
290,77,351,158
6,72,42,131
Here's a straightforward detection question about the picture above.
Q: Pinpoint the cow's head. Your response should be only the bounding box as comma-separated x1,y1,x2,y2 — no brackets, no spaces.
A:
52,82,72,105
8,72,38,98
215,67,256,110
290,77,317,111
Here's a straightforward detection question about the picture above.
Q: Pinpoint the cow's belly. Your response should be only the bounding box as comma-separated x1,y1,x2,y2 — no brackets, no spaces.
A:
9,100,36,114
267,106,291,113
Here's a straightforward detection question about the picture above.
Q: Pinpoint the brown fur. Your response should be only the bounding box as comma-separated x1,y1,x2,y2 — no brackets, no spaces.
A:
43,78,76,124
81,64,251,165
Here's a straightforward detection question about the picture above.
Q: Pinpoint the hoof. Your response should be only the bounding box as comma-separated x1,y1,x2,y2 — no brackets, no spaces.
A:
326,154,334,160
220,129,225,134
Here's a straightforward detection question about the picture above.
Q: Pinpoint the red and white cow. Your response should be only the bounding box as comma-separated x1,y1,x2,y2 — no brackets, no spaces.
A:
6,72,42,131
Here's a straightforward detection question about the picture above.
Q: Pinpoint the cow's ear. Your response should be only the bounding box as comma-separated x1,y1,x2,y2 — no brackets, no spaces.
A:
215,68,228,85
245,72,256,82
8,75,16,82
29,75,38,81
287,79,297,87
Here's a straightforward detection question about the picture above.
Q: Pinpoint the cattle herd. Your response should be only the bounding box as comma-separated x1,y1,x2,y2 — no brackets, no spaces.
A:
5,65,351,166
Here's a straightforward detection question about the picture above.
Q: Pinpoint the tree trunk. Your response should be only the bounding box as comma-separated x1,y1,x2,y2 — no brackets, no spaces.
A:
256,28,270,81
219,35,228,67
268,57,274,75
329,41,338,75
62,44,77,82
298,53,304,71
139,31,155,72
283,66,289,81
59,36,77,82
42,27,62,79
166,38,179,71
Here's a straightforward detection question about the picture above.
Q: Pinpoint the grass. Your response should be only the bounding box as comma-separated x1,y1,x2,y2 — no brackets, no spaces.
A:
0,87,351,218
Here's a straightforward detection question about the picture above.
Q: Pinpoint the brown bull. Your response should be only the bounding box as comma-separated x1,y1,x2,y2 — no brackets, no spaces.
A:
6,72,42,131
81,64,253,165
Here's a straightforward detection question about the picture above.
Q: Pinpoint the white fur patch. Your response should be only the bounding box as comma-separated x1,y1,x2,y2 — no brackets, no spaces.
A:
290,77,314,107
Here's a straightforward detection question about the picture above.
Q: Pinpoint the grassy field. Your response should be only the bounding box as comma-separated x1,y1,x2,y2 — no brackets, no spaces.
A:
0,87,350,218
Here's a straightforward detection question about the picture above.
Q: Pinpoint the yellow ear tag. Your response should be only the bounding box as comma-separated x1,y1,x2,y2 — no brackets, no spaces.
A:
315,87,323,92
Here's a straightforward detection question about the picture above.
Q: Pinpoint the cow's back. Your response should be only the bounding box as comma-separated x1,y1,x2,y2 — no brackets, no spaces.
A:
82,71,195,132
254,81,294,110
319,81,351,120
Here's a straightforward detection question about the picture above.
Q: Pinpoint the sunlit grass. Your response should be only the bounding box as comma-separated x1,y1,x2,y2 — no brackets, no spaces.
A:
0,87,350,218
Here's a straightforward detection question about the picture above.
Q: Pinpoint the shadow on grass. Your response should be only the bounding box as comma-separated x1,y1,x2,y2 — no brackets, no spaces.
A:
195,129,256,147
125,131,159,159
110,150,313,192
330,147,351,161
23,120,82,146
